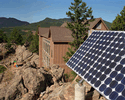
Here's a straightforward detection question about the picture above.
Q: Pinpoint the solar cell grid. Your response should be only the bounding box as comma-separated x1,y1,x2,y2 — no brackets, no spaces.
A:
66,30,125,100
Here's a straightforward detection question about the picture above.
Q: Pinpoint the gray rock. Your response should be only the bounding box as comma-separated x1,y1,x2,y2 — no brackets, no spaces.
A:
0,82,7,100
23,50,32,60
5,75,28,100
0,73,4,83
20,93,34,100
51,67,64,81
15,45,26,55
21,67,46,94
30,53,39,66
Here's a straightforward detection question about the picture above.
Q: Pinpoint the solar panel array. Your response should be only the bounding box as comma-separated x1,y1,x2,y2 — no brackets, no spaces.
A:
66,31,125,100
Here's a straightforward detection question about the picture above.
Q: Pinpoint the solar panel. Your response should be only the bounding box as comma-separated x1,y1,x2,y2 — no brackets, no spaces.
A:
66,30,125,100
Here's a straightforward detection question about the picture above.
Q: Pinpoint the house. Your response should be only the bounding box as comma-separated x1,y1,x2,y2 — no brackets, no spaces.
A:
38,18,109,73
61,18,109,36
38,26,73,73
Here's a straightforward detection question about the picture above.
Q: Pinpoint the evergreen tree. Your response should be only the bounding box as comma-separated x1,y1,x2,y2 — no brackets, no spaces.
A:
29,32,39,53
63,0,93,62
111,6,125,31
10,28,23,45
0,29,7,43
29,25,39,53
24,30,33,46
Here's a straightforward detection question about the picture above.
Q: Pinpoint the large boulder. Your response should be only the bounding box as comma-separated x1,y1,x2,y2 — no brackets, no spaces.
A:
15,45,26,55
5,75,28,100
30,53,39,66
23,50,32,60
50,65,64,81
21,67,46,95
0,82,8,100
39,82,75,100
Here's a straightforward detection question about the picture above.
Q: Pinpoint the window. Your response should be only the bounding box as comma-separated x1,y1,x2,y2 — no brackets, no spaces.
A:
96,23,101,29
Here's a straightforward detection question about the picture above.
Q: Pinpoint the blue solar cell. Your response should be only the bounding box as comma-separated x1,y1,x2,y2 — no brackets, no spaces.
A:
101,59,107,64
96,64,102,70
105,60,111,66
109,62,116,68
121,67,125,74
115,65,123,71
110,71,117,78
91,78,97,84
115,74,123,81
120,58,125,64
105,77,112,85
116,96,125,100
121,77,125,85
104,68,111,74
115,84,124,92
99,84,106,92
99,74,106,81
114,49,120,54
114,43,120,48
87,75,93,81
95,72,101,78
109,92,118,100
84,73,89,79
66,31,125,100
92,70,97,75
110,55,116,60
114,56,121,62
105,53,111,58
122,89,125,97
104,87,112,96
94,80,101,87
119,50,125,56
100,66,106,72
110,80,118,88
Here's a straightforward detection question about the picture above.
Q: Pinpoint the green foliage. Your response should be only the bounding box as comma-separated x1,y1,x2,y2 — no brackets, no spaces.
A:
63,0,93,62
0,65,6,73
10,28,23,45
71,71,77,77
0,29,7,43
23,30,33,46
111,6,125,31
104,20,111,29
63,47,75,62
29,32,39,53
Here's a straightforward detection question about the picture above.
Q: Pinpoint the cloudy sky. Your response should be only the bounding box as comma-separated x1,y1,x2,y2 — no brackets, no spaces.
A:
0,0,125,23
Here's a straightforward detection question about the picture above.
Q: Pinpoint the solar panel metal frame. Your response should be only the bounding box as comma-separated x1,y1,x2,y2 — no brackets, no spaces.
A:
66,30,125,100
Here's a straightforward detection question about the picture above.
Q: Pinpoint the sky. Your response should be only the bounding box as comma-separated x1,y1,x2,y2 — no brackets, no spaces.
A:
0,0,125,23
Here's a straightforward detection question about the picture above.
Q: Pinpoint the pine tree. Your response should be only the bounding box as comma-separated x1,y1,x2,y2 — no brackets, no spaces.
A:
10,28,23,45
111,6,125,31
0,29,7,43
29,25,39,53
63,0,93,62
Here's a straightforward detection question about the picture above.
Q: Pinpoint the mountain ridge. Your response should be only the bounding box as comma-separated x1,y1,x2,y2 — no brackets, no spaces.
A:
0,17,29,29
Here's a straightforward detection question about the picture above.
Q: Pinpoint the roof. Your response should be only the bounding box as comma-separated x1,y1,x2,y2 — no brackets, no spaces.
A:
38,26,73,42
50,26,73,42
38,27,49,38
61,18,109,30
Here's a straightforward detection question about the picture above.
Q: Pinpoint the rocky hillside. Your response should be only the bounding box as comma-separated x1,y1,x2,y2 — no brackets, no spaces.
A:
0,45,75,100
0,44,106,100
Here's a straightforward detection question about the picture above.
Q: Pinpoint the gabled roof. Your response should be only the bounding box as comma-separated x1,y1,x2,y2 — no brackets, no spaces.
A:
38,27,49,38
38,26,73,42
61,18,109,30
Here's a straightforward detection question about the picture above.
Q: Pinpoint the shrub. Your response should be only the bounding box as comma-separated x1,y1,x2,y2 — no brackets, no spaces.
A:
0,65,6,73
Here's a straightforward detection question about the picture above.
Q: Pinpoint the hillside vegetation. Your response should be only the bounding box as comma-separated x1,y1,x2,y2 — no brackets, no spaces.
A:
1,17,111,37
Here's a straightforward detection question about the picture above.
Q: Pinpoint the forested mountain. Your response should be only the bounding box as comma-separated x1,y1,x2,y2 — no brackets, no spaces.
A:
0,17,111,37
0,17,29,28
